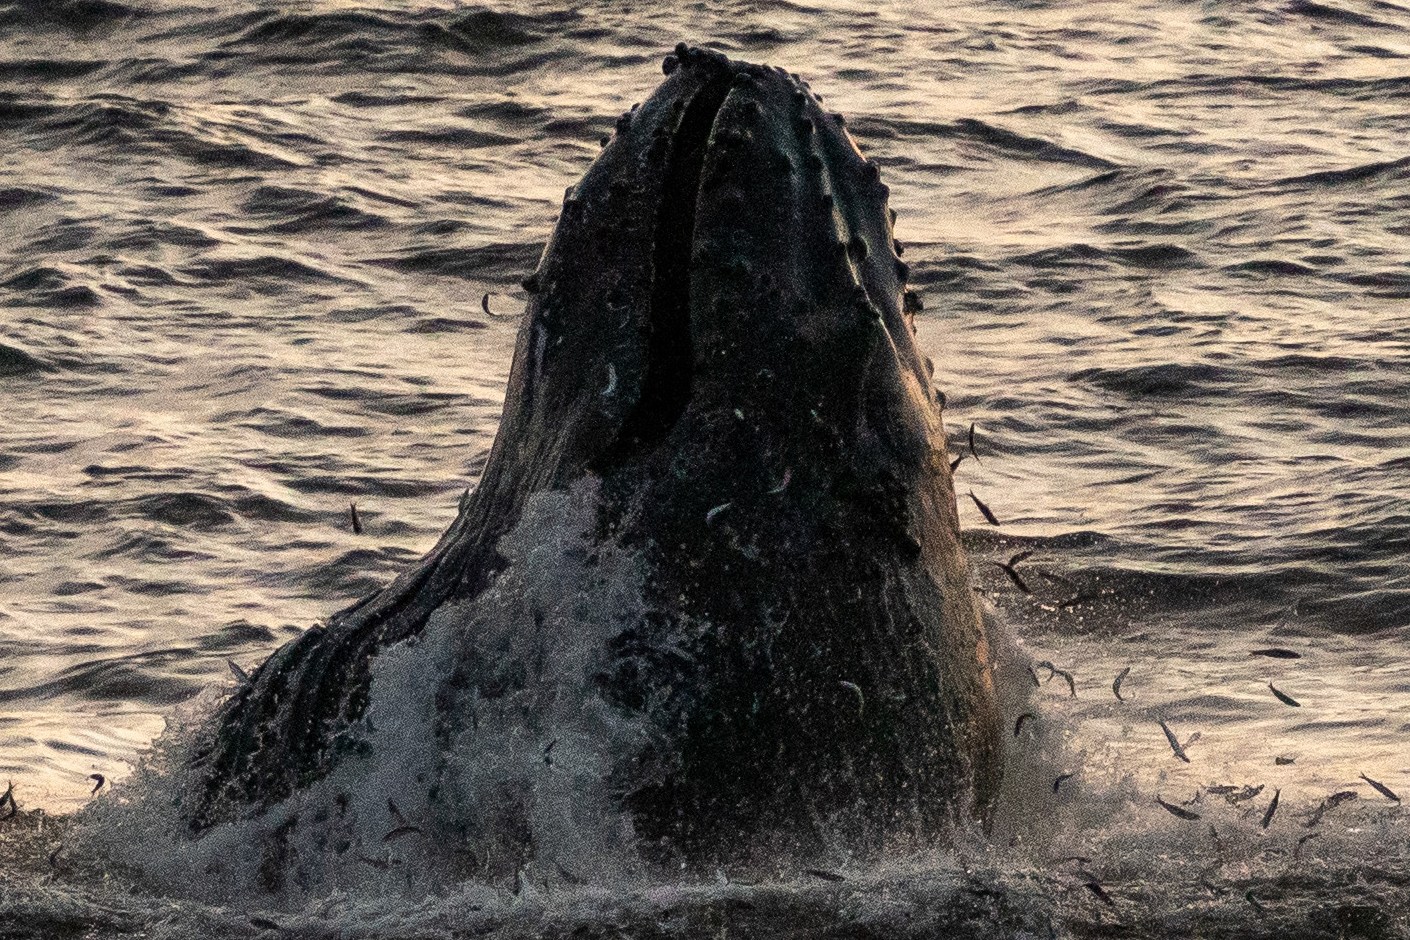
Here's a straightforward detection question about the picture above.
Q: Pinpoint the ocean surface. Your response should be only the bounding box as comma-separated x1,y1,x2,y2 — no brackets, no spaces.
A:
2,0,1410,936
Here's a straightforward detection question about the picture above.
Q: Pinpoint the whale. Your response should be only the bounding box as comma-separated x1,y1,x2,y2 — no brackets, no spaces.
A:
182,44,1003,874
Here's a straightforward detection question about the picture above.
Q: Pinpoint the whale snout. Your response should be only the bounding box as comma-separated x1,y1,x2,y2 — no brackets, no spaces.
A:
524,44,935,470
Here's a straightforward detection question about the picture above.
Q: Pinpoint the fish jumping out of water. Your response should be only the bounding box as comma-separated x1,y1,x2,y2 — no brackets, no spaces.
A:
182,45,1002,872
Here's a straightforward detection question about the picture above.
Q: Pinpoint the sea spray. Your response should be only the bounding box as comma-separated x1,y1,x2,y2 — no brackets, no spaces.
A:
78,480,653,901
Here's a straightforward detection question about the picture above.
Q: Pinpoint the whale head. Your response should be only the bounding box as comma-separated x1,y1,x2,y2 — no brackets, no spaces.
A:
185,45,1001,871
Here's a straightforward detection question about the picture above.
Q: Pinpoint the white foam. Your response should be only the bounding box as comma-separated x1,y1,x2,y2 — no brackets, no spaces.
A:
79,479,653,902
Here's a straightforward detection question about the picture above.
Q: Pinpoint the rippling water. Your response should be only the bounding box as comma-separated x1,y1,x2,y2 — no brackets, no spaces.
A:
3,0,1410,935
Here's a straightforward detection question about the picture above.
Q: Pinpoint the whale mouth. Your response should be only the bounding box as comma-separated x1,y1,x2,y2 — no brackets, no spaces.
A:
613,72,733,454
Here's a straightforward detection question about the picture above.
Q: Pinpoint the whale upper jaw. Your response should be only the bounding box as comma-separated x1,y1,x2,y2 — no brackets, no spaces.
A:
185,46,998,866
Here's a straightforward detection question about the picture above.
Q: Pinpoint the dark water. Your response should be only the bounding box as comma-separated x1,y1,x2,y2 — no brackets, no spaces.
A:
3,0,1410,935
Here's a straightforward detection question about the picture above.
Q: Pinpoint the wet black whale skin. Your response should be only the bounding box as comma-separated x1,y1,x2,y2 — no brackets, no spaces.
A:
187,44,1002,864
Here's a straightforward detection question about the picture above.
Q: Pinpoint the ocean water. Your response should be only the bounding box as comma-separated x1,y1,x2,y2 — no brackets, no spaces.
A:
2,0,1410,935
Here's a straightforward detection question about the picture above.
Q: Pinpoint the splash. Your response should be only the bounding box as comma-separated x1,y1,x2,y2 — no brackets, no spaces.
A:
79,480,654,901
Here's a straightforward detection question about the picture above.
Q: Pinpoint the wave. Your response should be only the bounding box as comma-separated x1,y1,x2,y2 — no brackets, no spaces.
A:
406,316,491,334
366,241,542,280
1068,362,1235,398
1274,155,1410,188
0,186,57,211
1079,72,1410,102
177,255,349,287
0,58,106,80
207,7,552,70
0,0,143,31
234,186,390,235
858,115,1118,170
1285,0,1400,29
0,650,203,706
0,266,102,308
376,127,520,149
0,95,305,171
1010,242,1197,269
225,405,373,441
0,342,52,377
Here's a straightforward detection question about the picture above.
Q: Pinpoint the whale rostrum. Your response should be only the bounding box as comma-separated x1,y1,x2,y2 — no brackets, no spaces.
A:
185,44,1003,868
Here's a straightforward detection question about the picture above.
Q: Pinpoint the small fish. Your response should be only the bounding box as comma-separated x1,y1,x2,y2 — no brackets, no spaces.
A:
1304,790,1358,828
1156,794,1201,820
950,454,966,473
1250,648,1301,659
805,868,845,882
1206,785,1238,795
1083,879,1115,907
1245,890,1266,915
1053,773,1075,793
1014,712,1037,737
88,773,105,795
48,844,63,868
357,854,393,871
1275,756,1296,765
349,501,363,535
968,422,981,463
1262,788,1281,829
838,680,865,715
1293,832,1320,859
1159,720,1191,763
249,916,282,931
1360,773,1401,803
481,292,492,316
1268,683,1301,707
767,468,793,494
991,553,1031,594
228,659,249,683
967,490,1000,526
387,798,408,827
602,363,617,396
705,502,732,525
1052,668,1077,698
382,825,423,842
1112,666,1130,702
1061,856,1092,866
1229,784,1264,804
543,738,557,765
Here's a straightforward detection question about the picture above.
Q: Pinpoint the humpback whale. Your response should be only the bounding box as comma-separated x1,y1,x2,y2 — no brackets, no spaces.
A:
183,44,1002,873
